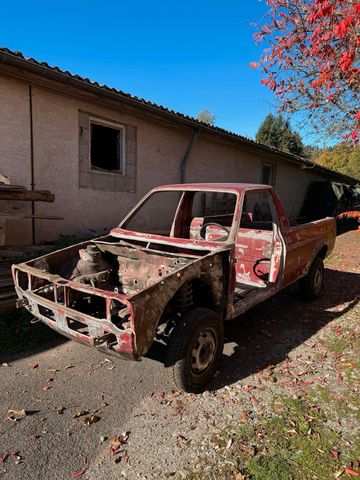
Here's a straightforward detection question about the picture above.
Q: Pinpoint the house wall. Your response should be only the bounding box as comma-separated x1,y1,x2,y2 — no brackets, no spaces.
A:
0,73,324,245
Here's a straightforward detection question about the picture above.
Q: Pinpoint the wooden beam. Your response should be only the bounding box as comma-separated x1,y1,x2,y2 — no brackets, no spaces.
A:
0,212,63,220
0,189,55,202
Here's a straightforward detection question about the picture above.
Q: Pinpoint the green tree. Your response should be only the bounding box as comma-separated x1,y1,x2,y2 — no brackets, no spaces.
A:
255,114,304,156
315,142,360,179
196,109,216,125
303,144,322,160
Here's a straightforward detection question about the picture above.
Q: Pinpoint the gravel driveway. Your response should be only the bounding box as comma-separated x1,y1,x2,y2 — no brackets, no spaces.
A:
1,230,359,480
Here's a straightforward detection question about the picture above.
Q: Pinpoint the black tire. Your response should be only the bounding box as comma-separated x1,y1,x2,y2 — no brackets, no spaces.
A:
164,308,224,393
299,256,324,300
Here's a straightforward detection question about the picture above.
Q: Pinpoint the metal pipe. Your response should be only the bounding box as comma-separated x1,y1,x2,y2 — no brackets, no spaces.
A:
29,85,35,245
180,129,200,183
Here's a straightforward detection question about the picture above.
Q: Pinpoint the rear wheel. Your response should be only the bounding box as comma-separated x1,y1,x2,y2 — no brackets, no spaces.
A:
299,256,324,300
165,308,224,393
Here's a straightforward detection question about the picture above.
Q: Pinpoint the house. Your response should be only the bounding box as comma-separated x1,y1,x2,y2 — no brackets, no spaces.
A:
0,47,357,246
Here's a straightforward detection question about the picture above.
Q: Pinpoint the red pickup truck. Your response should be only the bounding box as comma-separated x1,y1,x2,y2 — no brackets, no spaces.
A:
13,184,336,392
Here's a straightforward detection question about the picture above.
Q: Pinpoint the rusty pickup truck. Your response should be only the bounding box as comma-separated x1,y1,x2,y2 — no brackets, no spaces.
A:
13,184,336,392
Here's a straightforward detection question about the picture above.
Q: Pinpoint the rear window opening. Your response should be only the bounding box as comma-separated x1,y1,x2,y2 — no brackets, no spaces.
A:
67,317,89,336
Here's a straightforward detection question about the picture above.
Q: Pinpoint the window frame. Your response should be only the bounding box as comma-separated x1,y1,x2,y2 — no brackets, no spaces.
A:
78,110,137,193
239,189,279,231
89,117,126,175
261,162,276,186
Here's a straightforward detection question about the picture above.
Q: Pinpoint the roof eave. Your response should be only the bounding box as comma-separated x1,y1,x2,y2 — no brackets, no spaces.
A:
0,48,358,186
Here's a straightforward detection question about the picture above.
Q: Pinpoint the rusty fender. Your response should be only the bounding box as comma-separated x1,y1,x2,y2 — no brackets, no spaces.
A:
129,249,229,357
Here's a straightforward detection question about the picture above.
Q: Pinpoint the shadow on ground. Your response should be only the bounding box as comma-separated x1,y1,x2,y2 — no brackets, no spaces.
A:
0,307,66,363
211,268,360,390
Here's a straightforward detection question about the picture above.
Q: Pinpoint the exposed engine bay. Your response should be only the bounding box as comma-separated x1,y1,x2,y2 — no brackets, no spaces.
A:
21,237,207,323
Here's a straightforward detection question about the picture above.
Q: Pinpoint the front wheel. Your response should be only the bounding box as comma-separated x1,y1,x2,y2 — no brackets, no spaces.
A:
164,308,224,393
299,256,324,300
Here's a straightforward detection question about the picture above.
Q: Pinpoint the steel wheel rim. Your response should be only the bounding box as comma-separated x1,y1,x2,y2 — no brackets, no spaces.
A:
191,328,217,374
314,266,323,292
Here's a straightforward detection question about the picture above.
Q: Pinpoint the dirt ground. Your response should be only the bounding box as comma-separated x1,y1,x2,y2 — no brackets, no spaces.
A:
0,230,359,480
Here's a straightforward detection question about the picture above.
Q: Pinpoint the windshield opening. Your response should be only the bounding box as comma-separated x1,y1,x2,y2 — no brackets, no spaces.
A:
121,190,238,242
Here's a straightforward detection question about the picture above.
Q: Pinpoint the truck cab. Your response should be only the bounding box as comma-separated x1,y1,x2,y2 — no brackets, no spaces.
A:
13,183,336,392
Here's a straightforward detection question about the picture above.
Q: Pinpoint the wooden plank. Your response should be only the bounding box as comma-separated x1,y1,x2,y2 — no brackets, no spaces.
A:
0,184,26,191
0,212,64,220
0,190,55,203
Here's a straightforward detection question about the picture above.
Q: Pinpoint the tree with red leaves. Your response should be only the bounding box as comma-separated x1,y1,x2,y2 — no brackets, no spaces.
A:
252,0,360,143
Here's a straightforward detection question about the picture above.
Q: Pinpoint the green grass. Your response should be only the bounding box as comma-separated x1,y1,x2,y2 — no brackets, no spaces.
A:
188,395,360,480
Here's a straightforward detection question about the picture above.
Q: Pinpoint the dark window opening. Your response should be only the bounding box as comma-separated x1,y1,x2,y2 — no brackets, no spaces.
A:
261,163,275,186
240,191,275,231
90,122,123,172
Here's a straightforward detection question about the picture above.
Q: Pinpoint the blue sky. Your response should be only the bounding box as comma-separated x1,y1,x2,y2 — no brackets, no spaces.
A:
1,0,282,140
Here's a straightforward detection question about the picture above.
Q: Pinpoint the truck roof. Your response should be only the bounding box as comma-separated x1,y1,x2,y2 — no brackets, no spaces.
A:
154,183,271,193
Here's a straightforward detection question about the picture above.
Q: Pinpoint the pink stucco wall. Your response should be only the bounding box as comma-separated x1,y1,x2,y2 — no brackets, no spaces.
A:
0,73,324,245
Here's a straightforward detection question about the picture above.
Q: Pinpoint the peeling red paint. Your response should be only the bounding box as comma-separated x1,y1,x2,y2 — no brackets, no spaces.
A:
12,184,335,360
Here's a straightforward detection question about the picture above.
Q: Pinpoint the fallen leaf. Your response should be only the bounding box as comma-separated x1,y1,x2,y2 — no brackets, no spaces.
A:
345,467,359,477
42,386,52,391
239,411,248,421
13,452,22,465
250,396,259,404
7,409,27,417
56,406,66,415
30,434,40,440
31,363,39,369
151,390,166,398
334,467,345,479
84,411,101,426
1,363,10,367
0,453,9,464
330,449,339,459
64,365,75,370
235,473,246,480
72,468,86,478
226,438,233,449
73,410,89,419
338,372,344,382
238,443,256,457
109,432,129,455
5,416,18,422
100,435,108,444
243,384,255,392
